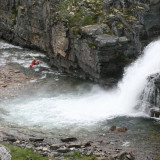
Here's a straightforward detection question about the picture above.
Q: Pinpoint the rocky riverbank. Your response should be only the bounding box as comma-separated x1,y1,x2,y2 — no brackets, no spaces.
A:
1,0,160,85
0,64,160,160
1,122,160,160
0,126,135,160
0,65,36,100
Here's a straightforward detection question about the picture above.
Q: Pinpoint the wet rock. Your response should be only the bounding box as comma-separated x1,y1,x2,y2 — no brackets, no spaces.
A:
14,70,20,73
0,144,11,160
67,142,81,148
83,141,92,147
109,126,117,132
150,109,160,118
36,146,43,151
60,137,77,143
57,147,70,153
2,85,7,87
118,127,128,132
29,138,44,142
50,143,63,150
6,137,17,142
118,152,135,160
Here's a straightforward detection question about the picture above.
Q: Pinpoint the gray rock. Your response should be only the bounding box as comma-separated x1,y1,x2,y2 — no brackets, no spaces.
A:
57,147,70,153
6,137,16,142
0,144,11,160
67,142,82,148
80,25,109,37
150,109,160,118
150,0,160,5
61,137,77,143
29,138,44,142
94,34,118,47
50,143,63,150
117,152,135,160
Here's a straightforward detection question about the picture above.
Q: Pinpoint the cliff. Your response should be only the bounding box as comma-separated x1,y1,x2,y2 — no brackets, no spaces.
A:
0,0,160,85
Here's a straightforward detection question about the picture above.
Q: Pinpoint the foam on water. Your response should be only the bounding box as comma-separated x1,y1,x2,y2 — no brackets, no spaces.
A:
0,41,22,49
1,39,160,130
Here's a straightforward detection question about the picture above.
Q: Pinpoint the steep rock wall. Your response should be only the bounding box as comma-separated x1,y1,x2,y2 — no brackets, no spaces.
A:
0,0,160,85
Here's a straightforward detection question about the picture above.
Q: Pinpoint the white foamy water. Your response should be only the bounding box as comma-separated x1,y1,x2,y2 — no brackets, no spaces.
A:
1,40,160,130
0,41,22,49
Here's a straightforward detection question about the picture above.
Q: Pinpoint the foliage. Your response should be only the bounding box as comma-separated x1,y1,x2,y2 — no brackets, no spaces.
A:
55,0,103,28
88,43,96,49
11,8,18,25
120,55,134,62
1,143,49,160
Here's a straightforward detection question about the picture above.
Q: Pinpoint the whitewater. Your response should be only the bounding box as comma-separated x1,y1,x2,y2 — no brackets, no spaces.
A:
1,39,160,130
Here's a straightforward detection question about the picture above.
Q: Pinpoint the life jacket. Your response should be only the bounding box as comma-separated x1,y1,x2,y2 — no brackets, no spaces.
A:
32,60,36,65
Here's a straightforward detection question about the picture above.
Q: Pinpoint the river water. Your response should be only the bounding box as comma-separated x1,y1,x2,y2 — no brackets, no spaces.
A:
0,39,160,157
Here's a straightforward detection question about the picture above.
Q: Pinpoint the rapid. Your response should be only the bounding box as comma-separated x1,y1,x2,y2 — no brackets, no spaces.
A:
0,39,160,134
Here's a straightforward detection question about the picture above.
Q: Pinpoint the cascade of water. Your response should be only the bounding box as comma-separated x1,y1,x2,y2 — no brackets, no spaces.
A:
1,39,160,129
140,74,160,112
116,39,160,110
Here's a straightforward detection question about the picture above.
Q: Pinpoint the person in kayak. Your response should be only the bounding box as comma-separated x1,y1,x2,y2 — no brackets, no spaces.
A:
32,57,36,65
30,57,39,67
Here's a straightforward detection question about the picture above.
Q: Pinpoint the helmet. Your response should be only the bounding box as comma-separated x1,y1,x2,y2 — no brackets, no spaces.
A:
33,57,36,60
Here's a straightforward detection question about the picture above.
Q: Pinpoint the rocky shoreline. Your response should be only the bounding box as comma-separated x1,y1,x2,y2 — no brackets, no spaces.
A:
1,0,160,85
0,65,36,101
0,126,135,160
0,64,160,160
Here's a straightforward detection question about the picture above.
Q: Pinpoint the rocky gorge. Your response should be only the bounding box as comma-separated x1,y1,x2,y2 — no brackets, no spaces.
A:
1,0,160,85
1,0,160,160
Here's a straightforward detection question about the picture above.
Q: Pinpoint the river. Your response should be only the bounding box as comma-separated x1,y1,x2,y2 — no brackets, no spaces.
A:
0,39,160,159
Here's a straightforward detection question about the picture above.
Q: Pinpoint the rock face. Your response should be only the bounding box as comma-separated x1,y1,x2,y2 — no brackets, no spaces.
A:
1,0,160,85
0,144,11,160
140,74,160,117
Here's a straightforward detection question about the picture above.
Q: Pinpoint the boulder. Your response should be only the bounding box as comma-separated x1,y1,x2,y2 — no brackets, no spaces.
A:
118,127,128,132
94,34,118,47
0,144,11,160
80,25,109,37
109,126,117,132
29,138,44,142
150,109,160,118
50,143,63,150
57,147,70,153
117,152,135,160
61,137,77,143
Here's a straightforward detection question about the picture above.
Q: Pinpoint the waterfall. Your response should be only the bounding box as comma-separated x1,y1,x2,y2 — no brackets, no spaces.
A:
1,39,160,129
116,39,160,110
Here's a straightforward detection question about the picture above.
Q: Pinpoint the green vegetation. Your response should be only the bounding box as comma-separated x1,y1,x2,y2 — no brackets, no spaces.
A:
88,43,96,49
0,143,109,160
120,55,134,63
11,8,18,25
55,0,104,28
1,143,49,160
11,8,18,17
